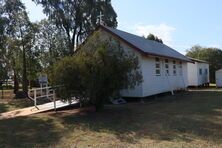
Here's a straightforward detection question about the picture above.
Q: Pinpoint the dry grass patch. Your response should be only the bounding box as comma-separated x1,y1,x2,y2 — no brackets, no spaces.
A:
1,89,222,147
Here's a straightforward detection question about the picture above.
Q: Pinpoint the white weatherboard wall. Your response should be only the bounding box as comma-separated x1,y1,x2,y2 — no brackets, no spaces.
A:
216,70,222,87
119,42,188,97
197,63,209,85
187,62,198,86
187,62,209,86
141,56,188,97
98,29,188,98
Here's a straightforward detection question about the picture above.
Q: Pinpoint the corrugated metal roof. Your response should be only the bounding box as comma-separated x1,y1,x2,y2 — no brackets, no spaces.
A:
188,57,208,64
101,26,191,62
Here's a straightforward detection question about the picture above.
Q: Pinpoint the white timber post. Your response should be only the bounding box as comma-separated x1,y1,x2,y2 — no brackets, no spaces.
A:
34,90,37,108
53,89,56,112
40,83,43,96
46,87,48,98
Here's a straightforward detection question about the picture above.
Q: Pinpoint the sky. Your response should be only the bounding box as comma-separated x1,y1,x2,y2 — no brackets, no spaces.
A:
22,0,222,54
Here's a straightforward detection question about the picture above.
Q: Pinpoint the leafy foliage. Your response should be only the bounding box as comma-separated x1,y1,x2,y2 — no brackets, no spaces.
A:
186,45,222,82
0,63,7,82
35,19,70,69
52,32,142,111
32,0,118,54
2,0,38,94
146,33,163,43
0,0,118,97
0,1,7,82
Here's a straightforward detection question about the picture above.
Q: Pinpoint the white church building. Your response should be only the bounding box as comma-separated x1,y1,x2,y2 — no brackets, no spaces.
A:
90,26,192,97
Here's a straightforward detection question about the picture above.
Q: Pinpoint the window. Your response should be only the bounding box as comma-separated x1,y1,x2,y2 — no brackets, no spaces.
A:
155,57,161,76
173,60,177,76
205,69,208,75
165,59,169,76
179,61,182,75
199,68,202,75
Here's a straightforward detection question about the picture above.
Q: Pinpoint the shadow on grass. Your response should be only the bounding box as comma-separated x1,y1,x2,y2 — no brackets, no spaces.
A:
0,104,9,113
0,91,222,146
59,91,222,144
7,99,33,108
0,98,50,114
0,116,63,147
0,99,33,114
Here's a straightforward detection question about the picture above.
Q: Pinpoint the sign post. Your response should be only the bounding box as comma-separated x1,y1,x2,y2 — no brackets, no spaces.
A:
38,75,48,96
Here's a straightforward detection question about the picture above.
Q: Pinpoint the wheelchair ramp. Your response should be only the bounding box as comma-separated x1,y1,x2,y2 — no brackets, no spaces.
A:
0,100,78,120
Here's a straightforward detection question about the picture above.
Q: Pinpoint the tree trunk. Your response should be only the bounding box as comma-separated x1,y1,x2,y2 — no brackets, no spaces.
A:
71,27,77,53
95,103,104,112
13,69,19,94
22,45,28,96
94,98,104,112
19,26,28,96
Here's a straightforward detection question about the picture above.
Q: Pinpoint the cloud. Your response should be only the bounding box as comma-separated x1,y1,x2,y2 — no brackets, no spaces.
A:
208,44,222,49
131,23,176,46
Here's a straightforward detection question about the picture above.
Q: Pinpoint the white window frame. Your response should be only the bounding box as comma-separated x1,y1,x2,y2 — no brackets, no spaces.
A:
173,60,177,76
165,59,169,76
179,61,183,75
205,69,208,75
199,68,202,75
155,57,161,76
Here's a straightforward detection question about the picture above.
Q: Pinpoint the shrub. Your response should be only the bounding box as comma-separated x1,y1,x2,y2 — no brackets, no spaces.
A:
52,32,142,111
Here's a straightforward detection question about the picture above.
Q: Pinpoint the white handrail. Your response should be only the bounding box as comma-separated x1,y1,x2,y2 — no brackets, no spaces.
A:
30,86,53,91
28,86,56,110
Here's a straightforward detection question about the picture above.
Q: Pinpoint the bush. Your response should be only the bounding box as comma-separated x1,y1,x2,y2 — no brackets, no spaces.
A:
52,32,142,111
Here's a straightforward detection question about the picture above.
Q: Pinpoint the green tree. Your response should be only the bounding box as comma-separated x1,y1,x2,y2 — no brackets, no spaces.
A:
52,32,142,111
0,1,6,50
4,37,23,93
3,0,37,95
35,19,69,69
0,62,7,82
0,0,23,93
32,0,117,54
0,0,8,82
186,45,222,82
146,33,163,43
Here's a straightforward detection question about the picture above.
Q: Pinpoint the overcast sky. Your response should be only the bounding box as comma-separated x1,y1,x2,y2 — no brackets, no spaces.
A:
22,0,222,54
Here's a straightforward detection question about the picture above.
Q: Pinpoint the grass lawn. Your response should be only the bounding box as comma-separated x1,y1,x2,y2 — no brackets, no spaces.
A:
0,90,52,113
0,90,34,113
1,89,222,147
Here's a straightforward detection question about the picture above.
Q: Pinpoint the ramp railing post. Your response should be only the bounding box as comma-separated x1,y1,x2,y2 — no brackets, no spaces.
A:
46,87,48,98
34,90,37,108
53,90,56,112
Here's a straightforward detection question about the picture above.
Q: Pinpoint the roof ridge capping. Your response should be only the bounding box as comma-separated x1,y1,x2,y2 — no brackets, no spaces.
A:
99,25,192,62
